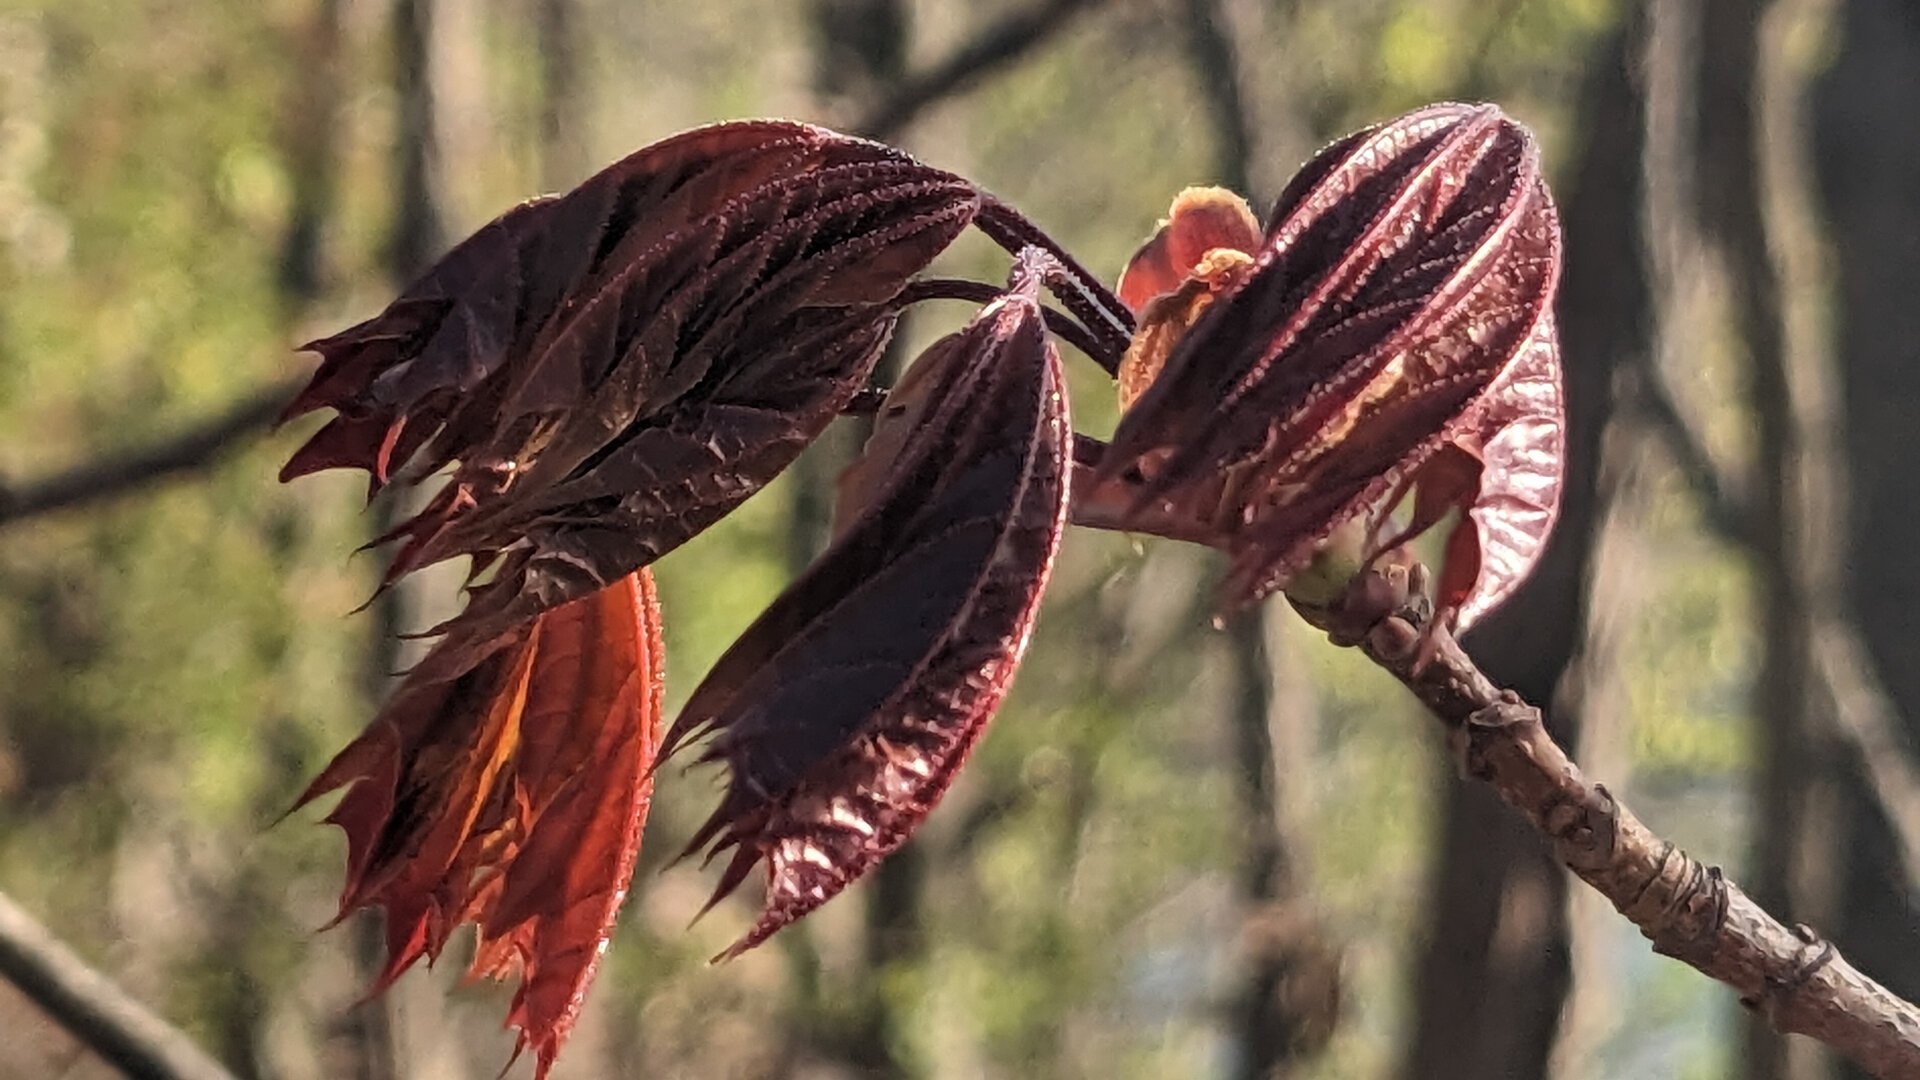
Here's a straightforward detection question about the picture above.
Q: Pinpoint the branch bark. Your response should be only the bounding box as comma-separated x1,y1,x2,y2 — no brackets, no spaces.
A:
0,888,237,1080
1298,566,1920,1080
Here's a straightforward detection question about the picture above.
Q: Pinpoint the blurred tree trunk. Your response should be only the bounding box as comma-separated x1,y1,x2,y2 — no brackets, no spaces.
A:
278,0,344,311
1398,18,1645,1080
225,3,352,1077
535,0,588,190
1814,0,1920,1076
386,0,447,283
1180,1,1340,1074
268,0,396,1076
352,2,452,1079
1698,0,1848,1074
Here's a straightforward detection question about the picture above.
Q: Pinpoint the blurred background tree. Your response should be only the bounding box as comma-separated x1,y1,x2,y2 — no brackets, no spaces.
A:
0,0,1915,1077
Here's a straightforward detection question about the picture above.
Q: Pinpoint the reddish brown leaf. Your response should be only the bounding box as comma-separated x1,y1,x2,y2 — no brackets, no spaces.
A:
659,252,1071,960
295,570,665,1080
280,120,980,675
1092,104,1563,610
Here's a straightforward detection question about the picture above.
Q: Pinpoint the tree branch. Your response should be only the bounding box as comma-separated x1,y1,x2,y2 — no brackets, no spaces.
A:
0,380,298,530
1300,565,1920,1078
851,0,1105,141
0,888,236,1080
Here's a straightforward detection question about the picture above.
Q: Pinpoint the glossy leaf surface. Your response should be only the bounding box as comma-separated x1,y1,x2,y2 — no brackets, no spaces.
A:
281,120,979,670
1417,311,1564,629
660,256,1070,960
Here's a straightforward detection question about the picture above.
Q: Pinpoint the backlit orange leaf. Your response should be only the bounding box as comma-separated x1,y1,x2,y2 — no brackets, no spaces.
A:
294,570,664,1079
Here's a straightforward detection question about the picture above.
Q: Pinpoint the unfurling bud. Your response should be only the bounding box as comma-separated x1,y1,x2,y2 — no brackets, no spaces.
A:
1089,103,1565,630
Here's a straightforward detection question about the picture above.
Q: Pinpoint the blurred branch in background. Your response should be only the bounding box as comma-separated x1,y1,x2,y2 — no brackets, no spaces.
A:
277,0,345,309
0,0,1108,540
851,0,1106,141
535,0,588,190
1298,564,1920,1079
0,381,296,530
0,889,237,1080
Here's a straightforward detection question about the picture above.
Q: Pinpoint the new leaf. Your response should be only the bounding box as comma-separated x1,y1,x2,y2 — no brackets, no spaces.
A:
1090,103,1565,628
294,571,665,1079
660,253,1071,960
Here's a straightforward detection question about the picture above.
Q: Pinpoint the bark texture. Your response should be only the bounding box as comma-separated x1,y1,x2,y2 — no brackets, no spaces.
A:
1299,563,1920,1080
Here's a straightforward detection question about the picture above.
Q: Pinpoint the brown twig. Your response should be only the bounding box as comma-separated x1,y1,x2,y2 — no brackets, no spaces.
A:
1298,564,1920,1078
0,888,237,1080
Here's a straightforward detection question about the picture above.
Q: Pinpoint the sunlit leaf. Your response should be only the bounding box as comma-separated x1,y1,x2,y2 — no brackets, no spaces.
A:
1420,311,1565,630
294,571,665,1079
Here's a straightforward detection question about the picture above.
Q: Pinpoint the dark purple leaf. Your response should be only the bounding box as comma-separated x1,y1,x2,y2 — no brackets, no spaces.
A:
280,120,981,674
659,255,1071,960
